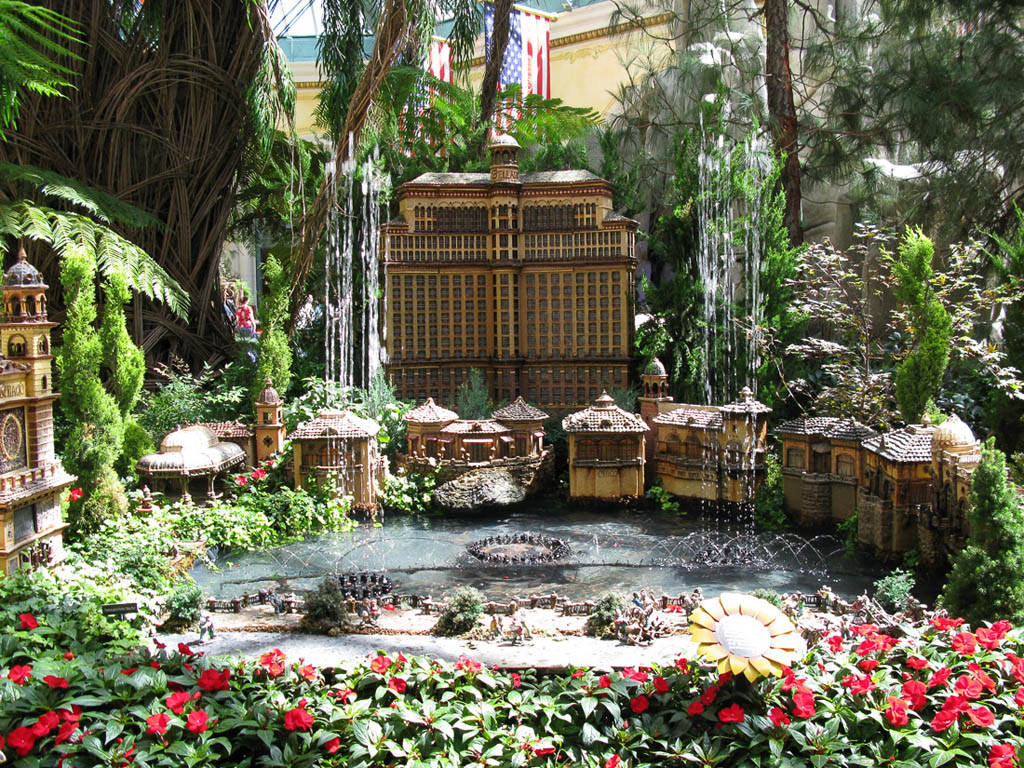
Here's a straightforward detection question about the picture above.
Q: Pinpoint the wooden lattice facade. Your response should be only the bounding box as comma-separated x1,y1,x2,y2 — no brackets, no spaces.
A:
382,135,637,408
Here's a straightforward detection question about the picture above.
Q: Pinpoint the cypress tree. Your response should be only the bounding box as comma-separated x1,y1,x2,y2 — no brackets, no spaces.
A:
253,252,292,401
941,439,1024,625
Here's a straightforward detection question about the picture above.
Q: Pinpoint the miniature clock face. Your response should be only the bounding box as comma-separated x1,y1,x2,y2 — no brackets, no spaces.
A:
1,412,22,461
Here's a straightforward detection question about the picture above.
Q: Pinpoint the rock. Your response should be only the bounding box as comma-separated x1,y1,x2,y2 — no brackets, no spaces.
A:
434,467,527,510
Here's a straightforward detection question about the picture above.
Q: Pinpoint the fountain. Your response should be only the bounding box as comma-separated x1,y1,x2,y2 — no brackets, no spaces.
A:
466,533,572,565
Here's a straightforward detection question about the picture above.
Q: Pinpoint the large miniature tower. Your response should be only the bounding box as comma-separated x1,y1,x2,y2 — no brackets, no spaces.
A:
0,246,74,577
638,357,672,467
254,378,285,462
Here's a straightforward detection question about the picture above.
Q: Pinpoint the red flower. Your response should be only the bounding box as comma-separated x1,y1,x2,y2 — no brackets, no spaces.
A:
325,737,341,754
992,619,1012,637
885,696,909,727
68,487,83,502
930,709,958,732
384,603,396,611
842,674,876,695
905,656,928,670
930,616,964,631
510,672,521,688
718,703,744,723
18,612,38,630
455,655,483,674
266,661,284,677
7,726,35,756
121,667,138,675
250,468,267,480
700,685,720,705
954,675,983,700
623,667,649,683
298,664,317,682
653,676,669,693
63,651,74,660
8,664,32,684
902,679,927,710
990,744,1017,768
675,657,689,673
370,655,392,674
55,720,78,745
43,675,69,689
792,692,816,719
336,688,356,704
967,706,994,728
630,695,649,714
1016,687,1024,709
534,746,556,756
166,691,191,714
858,659,879,672
827,634,843,652
32,711,60,737
769,707,790,727
598,674,612,688
572,669,585,679
146,713,170,735
687,700,704,716
605,755,621,768
284,707,314,731
976,627,1002,650
186,710,209,734
196,667,231,692
928,667,952,688
236,476,248,486
178,642,195,656
389,677,407,693
952,632,977,656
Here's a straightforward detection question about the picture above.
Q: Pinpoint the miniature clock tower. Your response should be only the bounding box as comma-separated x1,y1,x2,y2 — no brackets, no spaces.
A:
254,378,285,462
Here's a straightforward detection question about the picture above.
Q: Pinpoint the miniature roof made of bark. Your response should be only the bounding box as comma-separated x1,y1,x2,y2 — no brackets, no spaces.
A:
404,397,459,424
492,396,548,422
562,392,648,434
289,409,381,440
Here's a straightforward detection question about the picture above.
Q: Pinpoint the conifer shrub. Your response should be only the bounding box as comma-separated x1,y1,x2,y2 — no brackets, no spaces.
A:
941,438,1024,624
253,252,292,401
165,580,202,626
585,592,627,637
434,587,484,636
873,568,916,613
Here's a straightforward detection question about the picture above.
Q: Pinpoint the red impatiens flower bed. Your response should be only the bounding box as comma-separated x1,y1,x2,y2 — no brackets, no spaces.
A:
3,607,1024,766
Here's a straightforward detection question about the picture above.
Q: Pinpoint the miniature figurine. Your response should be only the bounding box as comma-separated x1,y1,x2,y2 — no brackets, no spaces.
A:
198,611,215,643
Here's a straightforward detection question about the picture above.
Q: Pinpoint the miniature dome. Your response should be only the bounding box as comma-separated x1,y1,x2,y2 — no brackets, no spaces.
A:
255,378,282,405
137,425,245,476
593,391,617,409
488,133,520,150
4,247,45,288
931,414,977,452
644,358,667,376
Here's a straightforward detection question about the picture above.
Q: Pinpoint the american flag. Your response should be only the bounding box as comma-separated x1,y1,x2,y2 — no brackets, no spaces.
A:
425,38,452,84
484,3,552,99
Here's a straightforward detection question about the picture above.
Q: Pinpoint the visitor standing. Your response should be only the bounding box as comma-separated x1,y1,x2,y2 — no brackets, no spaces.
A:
235,294,256,338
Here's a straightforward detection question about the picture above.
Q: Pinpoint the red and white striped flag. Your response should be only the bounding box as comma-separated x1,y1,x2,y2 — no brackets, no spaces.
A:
426,37,452,83
485,3,552,99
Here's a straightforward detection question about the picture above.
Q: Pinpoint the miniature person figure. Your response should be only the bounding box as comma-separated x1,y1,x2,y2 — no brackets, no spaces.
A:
270,590,284,615
235,294,256,338
198,612,215,643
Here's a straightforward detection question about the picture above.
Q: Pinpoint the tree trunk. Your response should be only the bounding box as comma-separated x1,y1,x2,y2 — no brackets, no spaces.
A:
764,0,803,247
476,0,514,155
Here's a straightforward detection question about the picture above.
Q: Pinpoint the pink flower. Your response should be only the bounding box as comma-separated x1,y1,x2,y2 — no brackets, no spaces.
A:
630,695,649,714
186,710,209,734
572,669,586,679
236,476,248,486
146,713,170,735
18,613,38,630
284,706,314,731
250,468,267,480
718,703,744,723
769,707,790,727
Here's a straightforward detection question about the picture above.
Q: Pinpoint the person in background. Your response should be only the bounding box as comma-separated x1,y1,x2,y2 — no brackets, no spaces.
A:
235,293,256,338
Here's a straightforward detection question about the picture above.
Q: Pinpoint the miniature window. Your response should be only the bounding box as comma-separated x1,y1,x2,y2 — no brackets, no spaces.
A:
786,448,805,469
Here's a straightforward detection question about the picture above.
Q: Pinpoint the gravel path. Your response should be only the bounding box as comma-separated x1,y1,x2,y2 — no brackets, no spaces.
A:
154,630,696,671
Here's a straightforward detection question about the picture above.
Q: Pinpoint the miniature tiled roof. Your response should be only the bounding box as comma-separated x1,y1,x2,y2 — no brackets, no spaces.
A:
862,424,935,463
4,247,45,288
255,378,282,406
440,419,510,434
492,396,548,422
404,397,459,424
289,409,381,440
777,416,877,442
405,169,604,186
137,426,246,476
562,391,648,434
719,386,773,415
653,407,723,430
197,421,254,440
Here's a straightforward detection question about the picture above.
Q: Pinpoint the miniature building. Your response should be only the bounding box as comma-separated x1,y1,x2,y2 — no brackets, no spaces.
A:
777,417,877,527
289,409,387,510
562,391,648,500
196,421,255,467
136,425,246,501
403,397,459,459
0,248,75,577
492,396,549,458
254,378,286,462
638,357,673,463
651,387,771,504
382,135,638,408
917,414,981,566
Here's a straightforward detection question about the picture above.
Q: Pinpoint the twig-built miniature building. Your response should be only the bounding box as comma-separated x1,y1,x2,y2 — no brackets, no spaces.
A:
0,248,75,577
290,409,387,510
563,392,648,500
382,135,637,409
136,425,246,501
779,413,982,565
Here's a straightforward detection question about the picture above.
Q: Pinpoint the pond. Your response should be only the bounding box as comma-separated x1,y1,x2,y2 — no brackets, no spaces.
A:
191,498,889,602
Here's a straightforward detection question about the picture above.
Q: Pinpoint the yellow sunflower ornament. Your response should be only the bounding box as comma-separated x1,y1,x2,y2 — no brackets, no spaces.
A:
687,592,806,681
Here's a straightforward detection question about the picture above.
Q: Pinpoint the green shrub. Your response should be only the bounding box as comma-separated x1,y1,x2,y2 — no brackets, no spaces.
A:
837,511,859,550
584,592,627,637
117,416,154,479
165,580,202,625
873,568,915,612
754,452,787,530
646,480,681,513
752,588,783,608
380,467,437,513
302,575,352,632
253,252,293,401
434,586,484,636
137,361,247,440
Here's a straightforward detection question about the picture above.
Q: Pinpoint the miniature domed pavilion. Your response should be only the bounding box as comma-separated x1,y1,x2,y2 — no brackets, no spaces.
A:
136,425,246,501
